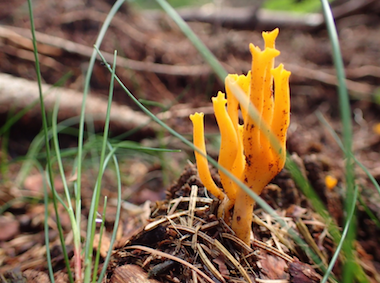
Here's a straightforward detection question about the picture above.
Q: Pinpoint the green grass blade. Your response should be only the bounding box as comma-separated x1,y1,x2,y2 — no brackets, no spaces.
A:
320,1,353,150
0,111,11,180
92,197,107,283
44,166,74,282
97,143,121,283
42,164,55,283
321,184,359,283
113,142,180,152
84,50,117,282
320,1,368,281
51,93,82,277
77,1,127,260
358,193,380,227
26,0,73,281
51,95,74,214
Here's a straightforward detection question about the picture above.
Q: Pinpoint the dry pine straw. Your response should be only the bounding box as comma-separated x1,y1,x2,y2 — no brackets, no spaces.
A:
109,165,322,283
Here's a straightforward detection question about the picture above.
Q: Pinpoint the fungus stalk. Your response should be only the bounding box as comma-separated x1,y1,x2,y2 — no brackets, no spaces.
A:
190,28,290,244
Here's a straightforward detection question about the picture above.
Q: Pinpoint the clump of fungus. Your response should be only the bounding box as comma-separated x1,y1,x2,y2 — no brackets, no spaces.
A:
190,28,290,244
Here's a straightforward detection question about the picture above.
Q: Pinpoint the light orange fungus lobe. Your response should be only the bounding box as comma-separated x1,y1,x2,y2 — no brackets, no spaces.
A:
190,28,291,244
325,175,338,190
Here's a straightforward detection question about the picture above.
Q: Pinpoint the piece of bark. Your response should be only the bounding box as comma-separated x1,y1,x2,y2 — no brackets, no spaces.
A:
0,73,157,136
288,259,322,283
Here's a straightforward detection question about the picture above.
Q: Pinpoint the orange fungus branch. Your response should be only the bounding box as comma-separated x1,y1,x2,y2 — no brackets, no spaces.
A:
190,28,290,244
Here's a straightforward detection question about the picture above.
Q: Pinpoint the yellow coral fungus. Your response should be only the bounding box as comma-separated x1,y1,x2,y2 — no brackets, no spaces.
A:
325,175,338,190
190,28,290,244
189,112,225,202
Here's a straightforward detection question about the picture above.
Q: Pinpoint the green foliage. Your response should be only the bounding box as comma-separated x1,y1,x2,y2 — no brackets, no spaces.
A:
263,0,327,13
132,0,336,13
131,0,210,10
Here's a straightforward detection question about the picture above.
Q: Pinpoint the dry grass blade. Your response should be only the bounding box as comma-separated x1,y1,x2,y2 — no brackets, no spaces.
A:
253,214,295,254
188,185,198,228
222,232,294,263
295,218,328,266
167,196,183,215
173,225,216,245
213,240,253,283
255,279,288,283
191,224,201,250
200,221,220,231
191,270,198,283
252,238,294,263
124,245,216,283
144,207,208,231
197,243,226,283
168,196,213,206
220,233,254,254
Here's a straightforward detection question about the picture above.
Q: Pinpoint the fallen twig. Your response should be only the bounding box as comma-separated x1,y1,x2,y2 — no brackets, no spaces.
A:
0,73,157,135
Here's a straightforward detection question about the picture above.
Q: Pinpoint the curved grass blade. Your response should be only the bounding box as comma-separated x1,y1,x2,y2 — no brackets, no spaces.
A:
27,0,74,281
83,50,118,282
321,0,368,281
96,143,121,283
92,196,107,282
321,185,359,283
77,3,127,269
51,93,82,278
42,164,55,283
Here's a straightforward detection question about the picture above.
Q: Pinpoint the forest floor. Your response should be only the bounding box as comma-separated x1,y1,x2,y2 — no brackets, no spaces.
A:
0,0,380,282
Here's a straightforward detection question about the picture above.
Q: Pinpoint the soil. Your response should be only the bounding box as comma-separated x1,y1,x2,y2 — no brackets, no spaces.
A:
1,0,380,282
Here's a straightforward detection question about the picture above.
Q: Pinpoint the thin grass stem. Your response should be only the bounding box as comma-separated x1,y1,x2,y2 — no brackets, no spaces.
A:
84,50,117,282
321,1,367,281
27,0,74,281
79,5,126,276
92,197,107,283
42,164,55,283
52,94,82,278
321,185,359,283
97,143,121,283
